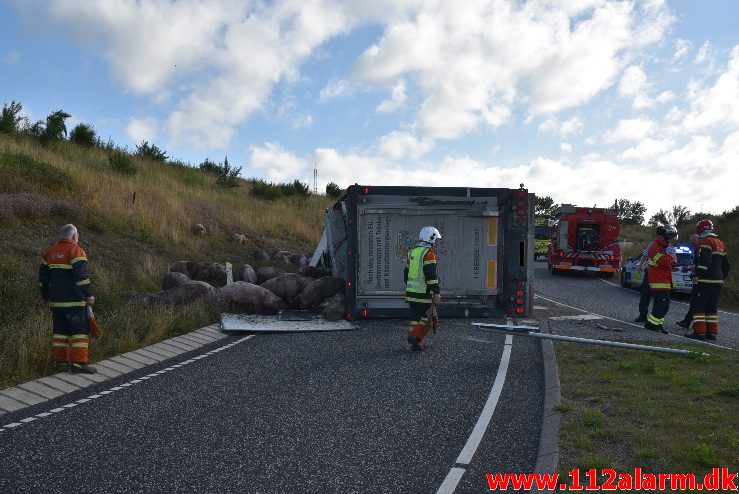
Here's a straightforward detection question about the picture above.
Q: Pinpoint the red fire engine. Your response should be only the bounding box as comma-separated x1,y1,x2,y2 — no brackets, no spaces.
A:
547,204,621,277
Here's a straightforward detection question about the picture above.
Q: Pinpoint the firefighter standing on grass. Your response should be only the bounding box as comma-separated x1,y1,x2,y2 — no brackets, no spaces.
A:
39,224,97,374
644,225,678,334
685,219,730,341
404,226,441,352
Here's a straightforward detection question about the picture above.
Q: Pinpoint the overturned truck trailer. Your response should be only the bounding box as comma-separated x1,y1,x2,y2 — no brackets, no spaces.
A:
310,185,534,319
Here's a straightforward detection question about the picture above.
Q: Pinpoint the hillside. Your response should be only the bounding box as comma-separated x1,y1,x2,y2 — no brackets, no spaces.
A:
0,134,332,387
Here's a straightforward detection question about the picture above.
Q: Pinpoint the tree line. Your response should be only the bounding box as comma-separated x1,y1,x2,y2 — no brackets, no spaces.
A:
1,100,344,197
535,196,710,228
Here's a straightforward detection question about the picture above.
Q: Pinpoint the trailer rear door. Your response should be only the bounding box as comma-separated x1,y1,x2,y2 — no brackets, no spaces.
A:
355,196,500,310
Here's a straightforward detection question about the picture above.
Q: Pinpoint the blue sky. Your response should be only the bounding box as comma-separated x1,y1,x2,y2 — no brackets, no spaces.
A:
1,0,738,219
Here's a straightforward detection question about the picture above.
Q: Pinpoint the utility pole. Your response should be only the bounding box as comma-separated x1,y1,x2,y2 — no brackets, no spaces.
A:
313,162,318,194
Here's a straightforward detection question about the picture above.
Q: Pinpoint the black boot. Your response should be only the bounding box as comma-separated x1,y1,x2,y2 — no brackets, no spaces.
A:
705,334,717,341
684,333,706,341
645,321,668,334
407,335,423,352
70,363,97,374
675,319,691,329
634,314,647,323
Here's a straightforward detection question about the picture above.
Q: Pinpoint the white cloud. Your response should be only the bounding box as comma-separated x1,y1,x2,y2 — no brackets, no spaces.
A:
376,79,407,113
356,0,672,139
656,91,675,103
376,131,433,160
24,0,674,151
319,78,354,101
671,38,691,63
618,65,672,109
619,66,647,97
537,116,583,136
560,117,584,136
538,118,557,133
249,142,309,182
620,138,674,161
683,45,739,131
25,0,353,149
604,118,655,143
560,142,572,153
125,117,159,144
694,41,713,64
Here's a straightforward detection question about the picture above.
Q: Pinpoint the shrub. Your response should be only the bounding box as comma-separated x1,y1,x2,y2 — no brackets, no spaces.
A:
0,101,24,134
40,110,71,144
198,158,220,174
135,141,168,163
326,182,343,198
109,151,137,175
250,179,282,200
199,157,241,188
249,179,311,200
281,179,310,197
69,123,98,147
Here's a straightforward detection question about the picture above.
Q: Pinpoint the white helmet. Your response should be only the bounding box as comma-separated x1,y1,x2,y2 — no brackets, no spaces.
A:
419,226,442,244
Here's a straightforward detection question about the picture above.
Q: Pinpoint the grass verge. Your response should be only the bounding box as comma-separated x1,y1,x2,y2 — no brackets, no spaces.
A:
555,341,739,480
0,298,220,389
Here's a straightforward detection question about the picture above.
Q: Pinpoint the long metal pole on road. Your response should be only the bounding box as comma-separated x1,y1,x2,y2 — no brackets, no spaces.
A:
471,323,708,356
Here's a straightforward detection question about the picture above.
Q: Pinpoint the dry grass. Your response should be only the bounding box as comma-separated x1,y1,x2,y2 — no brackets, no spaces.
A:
0,299,220,389
0,134,333,387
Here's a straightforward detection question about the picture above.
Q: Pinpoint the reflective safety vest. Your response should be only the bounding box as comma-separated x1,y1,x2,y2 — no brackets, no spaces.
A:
405,245,437,303
646,237,674,291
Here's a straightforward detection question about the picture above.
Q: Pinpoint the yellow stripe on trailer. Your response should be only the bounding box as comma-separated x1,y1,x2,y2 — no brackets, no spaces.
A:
486,260,497,290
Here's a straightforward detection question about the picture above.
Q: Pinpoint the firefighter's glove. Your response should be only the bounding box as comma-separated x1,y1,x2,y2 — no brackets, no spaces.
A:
665,246,676,255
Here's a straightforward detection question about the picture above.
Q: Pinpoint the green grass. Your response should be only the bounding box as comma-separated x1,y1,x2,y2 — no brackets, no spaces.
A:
555,341,739,475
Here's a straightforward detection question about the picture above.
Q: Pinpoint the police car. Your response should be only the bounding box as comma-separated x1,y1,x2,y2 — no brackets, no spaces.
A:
620,244,695,293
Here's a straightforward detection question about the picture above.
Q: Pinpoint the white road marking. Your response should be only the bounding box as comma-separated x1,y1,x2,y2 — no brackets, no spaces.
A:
436,468,466,494
0,335,255,435
436,326,515,493
456,334,513,465
593,276,739,316
533,305,549,310
534,294,734,351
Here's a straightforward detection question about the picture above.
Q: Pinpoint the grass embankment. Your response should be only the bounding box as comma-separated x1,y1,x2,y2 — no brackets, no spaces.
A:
618,222,739,308
0,135,330,388
555,342,738,483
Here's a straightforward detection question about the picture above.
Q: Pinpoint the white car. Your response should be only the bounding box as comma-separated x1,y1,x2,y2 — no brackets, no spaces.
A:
620,244,695,293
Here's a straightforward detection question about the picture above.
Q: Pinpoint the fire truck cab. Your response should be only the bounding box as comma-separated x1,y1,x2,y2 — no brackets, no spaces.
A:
547,204,621,277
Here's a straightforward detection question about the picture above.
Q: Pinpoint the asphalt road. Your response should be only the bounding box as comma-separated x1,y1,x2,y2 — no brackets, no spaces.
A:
533,261,739,351
0,319,543,493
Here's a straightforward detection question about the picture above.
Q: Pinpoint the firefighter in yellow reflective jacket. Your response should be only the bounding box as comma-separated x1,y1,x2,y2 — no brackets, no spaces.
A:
404,226,442,351
644,225,678,334
39,224,97,374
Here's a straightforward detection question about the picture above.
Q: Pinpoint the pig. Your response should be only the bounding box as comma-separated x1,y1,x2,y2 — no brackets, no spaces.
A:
220,282,283,314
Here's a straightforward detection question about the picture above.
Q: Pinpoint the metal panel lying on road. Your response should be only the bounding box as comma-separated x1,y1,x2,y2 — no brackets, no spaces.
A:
220,314,357,333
